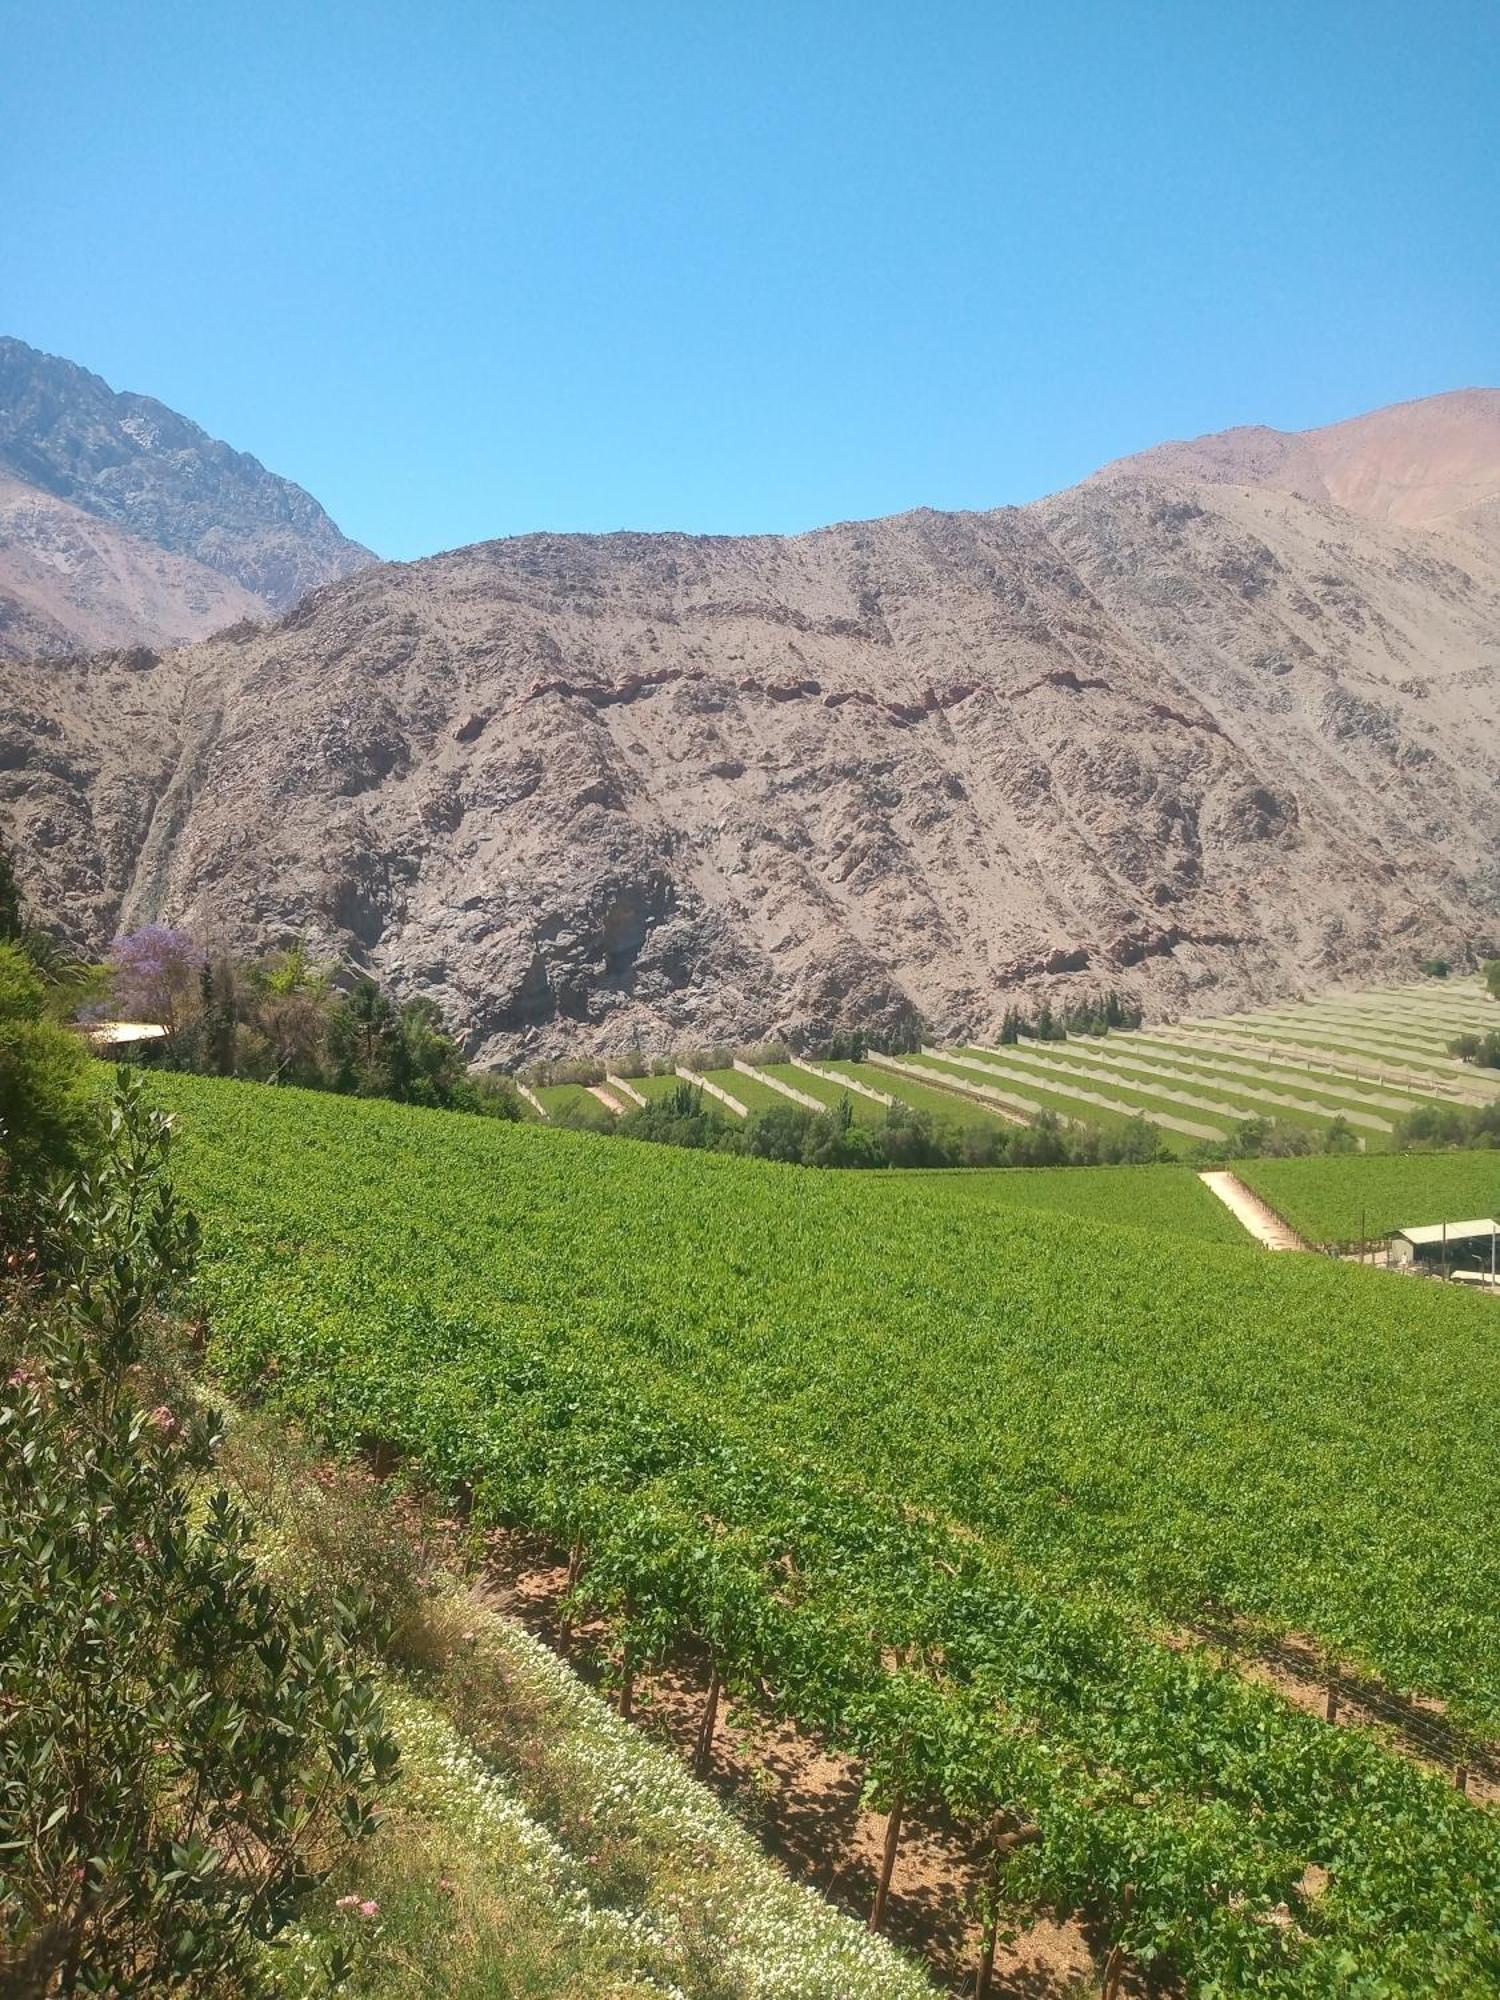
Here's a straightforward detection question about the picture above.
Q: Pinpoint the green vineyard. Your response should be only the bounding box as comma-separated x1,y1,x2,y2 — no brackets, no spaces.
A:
1239,1147,1500,1245
155,1072,1500,1996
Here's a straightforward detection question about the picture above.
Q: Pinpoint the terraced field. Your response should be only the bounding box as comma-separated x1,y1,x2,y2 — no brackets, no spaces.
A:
759,1061,890,1124
532,1081,615,1125
907,974,1500,1155
818,1057,1019,1132
152,1074,1500,1995
631,1070,690,1104
697,1066,787,1115
929,1048,1225,1144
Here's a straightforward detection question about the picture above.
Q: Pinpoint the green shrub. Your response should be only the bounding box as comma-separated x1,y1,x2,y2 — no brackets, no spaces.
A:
0,940,95,1237
0,1074,397,1994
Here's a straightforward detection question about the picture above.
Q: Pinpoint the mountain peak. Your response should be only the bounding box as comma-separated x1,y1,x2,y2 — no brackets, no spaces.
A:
0,335,371,615
1094,387,1500,530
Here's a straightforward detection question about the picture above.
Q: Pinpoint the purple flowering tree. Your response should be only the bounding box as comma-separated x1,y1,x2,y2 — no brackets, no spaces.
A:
109,925,203,1035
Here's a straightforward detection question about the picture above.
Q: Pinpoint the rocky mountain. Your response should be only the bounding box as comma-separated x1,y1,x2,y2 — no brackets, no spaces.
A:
0,337,371,655
1098,387,1500,532
2,391,1498,1061
0,473,268,657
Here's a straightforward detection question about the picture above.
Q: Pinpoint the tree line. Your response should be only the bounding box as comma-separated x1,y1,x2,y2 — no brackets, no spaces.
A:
0,838,523,1124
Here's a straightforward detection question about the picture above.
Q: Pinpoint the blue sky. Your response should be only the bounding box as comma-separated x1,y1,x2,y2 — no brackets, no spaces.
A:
4,1,1496,558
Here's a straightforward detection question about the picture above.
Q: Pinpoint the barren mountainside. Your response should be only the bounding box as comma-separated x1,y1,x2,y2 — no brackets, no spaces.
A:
1098,387,1500,531
0,336,372,655
3,389,1498,1061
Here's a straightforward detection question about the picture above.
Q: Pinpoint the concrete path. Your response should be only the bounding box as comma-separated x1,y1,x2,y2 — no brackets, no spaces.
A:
1198,1171,1309,1251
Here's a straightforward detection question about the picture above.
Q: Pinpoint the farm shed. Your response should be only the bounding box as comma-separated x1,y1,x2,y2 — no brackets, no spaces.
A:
1387,1218,1498,1276
82,1021,169,1049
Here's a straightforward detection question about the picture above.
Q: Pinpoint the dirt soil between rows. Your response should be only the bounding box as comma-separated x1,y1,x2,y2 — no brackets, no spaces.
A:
478,1526,1103,1998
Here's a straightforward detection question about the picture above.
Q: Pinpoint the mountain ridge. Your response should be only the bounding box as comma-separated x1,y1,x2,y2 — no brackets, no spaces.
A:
1094,387,1500,531
0,335,372,655
2,377,1497,1057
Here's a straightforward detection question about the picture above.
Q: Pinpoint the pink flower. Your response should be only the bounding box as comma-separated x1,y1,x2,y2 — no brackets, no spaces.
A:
358,1900,380,1919
149,1404,178,1436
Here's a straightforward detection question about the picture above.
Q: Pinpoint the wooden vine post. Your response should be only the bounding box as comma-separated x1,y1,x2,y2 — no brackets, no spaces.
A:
558,1539,584,1651
868,1790,904,1934
1100,1884,1135,2000
694,1660,723,1777
974,1823,1042,1999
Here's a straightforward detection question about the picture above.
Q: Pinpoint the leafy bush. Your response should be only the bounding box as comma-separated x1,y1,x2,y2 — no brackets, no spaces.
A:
1395,1099,1500,1149
1449,1028,1500,1069
0,1074,397,1995
525,1056,607,1088
0,940,95,1240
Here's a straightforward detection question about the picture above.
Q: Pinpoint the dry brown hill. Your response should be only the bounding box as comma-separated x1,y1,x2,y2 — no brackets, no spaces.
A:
0,474,267,656
3,391,1497,1060
1097,387,1500,531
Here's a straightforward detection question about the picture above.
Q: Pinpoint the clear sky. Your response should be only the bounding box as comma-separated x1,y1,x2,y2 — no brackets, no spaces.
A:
4,0,1497,559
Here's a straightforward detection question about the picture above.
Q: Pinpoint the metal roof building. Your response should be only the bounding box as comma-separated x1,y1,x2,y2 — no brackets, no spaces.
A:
1388,1218,1498,1276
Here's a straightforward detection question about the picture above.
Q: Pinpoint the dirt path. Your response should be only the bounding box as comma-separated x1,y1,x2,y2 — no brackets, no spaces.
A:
1197,1170,1308,1250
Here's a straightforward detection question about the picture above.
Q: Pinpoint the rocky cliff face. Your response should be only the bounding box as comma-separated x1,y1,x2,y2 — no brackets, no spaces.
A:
0,337,372,655
2,393,1498,1060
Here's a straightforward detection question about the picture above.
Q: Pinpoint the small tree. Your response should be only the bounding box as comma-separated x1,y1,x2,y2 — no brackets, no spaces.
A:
0,1073,397,1994
109,925,204,1037
0,834,24,942
0,941,95,1241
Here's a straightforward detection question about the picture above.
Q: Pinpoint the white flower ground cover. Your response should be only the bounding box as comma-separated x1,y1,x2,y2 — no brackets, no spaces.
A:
269,1599,933,2000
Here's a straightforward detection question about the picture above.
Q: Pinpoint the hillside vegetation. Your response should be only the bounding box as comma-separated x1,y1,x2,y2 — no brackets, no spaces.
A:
154,1072,1500,1996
